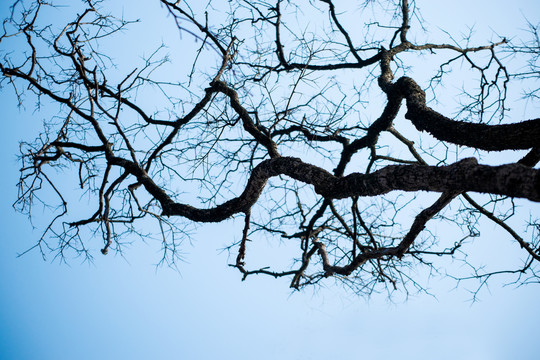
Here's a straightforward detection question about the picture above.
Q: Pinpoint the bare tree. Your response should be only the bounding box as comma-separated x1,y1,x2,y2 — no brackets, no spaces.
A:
1,0,539,296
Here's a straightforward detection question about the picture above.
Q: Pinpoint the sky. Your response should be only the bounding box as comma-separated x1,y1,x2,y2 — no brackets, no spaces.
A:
1,1,539,359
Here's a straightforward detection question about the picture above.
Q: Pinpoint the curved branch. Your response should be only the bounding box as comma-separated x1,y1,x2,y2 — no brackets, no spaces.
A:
211,80,280,158
272,0,381,72
111,156,540,222
396,77,540,150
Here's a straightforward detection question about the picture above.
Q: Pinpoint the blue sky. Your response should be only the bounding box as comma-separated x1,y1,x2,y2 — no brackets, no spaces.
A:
1,1,539,359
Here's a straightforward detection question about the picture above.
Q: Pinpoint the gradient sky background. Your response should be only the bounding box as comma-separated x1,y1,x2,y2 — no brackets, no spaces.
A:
1,1,539,359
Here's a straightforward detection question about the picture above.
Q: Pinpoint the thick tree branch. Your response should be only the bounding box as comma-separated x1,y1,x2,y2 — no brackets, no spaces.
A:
129,157,540,222
396,77,540,150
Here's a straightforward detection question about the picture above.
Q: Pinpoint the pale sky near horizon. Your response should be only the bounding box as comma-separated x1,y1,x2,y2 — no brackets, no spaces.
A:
1,1,539,359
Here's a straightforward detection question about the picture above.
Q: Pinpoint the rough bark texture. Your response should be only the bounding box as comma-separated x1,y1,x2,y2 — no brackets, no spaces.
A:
155,157,540,223
395,78,540,151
